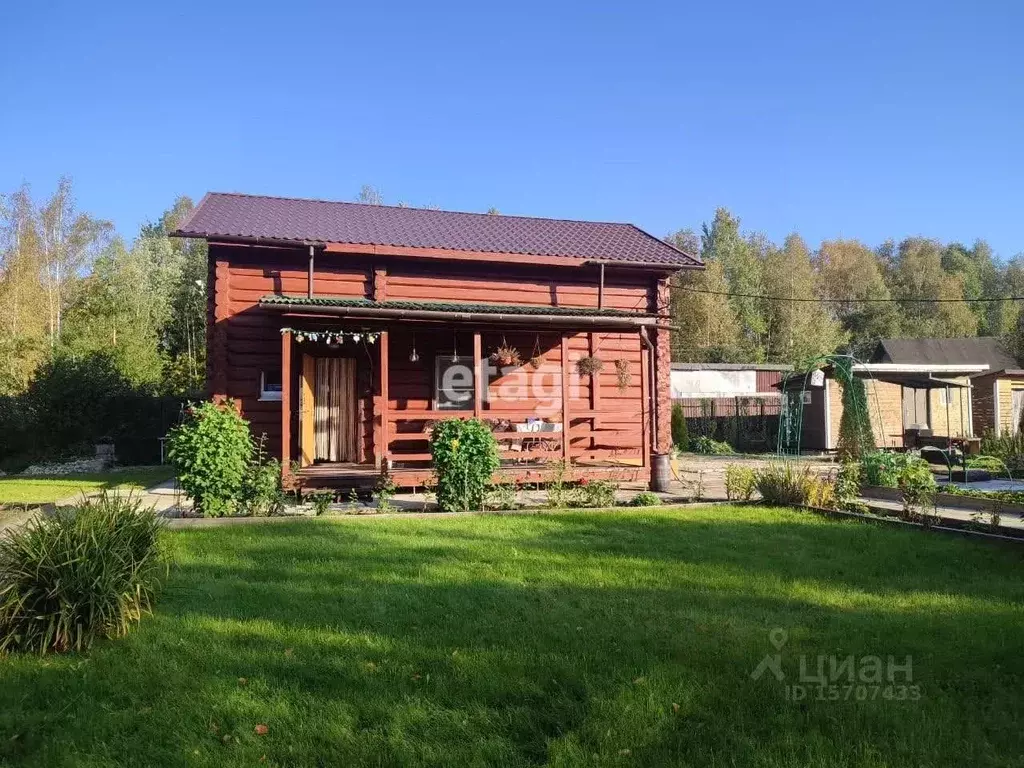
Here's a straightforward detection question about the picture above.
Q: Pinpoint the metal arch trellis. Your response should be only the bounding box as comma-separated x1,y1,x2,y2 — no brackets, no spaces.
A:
776,353,885,457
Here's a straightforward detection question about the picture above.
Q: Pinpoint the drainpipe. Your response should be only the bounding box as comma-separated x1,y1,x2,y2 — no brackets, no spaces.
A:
640,326,668,490
307,245,315,299
598,263,605,310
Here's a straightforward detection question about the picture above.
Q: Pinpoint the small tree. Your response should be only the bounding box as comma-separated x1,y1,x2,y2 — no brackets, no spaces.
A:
429,418,500,513
166,400,253,516
671,402,689,451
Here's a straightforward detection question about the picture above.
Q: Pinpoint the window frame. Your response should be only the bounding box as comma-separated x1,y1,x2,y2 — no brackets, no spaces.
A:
259,368,283,402
433,354,476,411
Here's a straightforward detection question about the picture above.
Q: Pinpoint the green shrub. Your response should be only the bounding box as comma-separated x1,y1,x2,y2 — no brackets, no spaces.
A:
966,454,1010,474
0,493,164,654
238,434,283,517
980,430,1024,471
862,451,935,491
575,478,618,508
942,485,1024,505
693,436,735,455
487,480,521,510
309,490,334,516
724,464,756,501
630,491,661,507
429,418,500,513
545,459,570,508
671,403,689,452
166,400,253,517
373,466,397,513
754,463,817,507
835,461,864,511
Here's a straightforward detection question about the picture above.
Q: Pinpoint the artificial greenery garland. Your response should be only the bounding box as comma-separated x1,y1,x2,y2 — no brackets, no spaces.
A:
279,327,380,345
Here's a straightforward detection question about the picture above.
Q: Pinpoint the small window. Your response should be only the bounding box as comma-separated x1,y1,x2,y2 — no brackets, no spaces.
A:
260,369,283,401
938,387,950,406
434,355,475,410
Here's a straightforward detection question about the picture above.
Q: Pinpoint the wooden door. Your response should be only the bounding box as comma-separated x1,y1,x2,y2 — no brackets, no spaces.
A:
313,358,358,462
902,387,929,429
299,355,316,467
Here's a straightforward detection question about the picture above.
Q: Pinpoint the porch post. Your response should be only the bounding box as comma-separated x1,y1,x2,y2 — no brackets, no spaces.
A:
473,331,483,417
640,332,649,469
561,334,571,462
378,330,390,469
281,329,292,481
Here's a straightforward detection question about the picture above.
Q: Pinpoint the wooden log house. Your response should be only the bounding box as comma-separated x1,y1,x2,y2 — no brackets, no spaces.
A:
173,193,701,489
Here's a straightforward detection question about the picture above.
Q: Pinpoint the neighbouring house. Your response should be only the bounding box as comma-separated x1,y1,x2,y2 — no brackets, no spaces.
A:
778,337,1021,452
873,337,1024,438
671,363,791,451
172,192,700,489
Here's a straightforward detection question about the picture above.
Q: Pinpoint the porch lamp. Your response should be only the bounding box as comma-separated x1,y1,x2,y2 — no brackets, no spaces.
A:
409,333,419,363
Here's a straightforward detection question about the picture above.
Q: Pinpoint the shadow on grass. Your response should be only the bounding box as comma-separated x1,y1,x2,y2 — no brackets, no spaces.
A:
1,509,1023,766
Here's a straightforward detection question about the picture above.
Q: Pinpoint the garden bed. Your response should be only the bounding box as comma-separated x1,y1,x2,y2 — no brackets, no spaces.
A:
861,484,1024,519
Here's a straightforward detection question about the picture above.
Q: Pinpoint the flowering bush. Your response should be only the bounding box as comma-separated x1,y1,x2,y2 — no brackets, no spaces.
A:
166,400,253,517
429,418,500,513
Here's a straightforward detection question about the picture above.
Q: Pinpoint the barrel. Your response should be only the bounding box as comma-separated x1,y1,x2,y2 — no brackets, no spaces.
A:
650,453,671,492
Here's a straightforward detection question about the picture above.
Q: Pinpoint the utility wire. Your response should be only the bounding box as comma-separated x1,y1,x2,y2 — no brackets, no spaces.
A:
676,285,1024,304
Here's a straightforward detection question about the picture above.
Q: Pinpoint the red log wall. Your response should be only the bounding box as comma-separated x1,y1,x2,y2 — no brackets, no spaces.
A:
207,243,672,470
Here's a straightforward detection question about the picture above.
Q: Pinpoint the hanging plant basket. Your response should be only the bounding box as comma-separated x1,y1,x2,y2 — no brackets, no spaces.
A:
490,341,522,368
614,358,632,391
576,355,604,377
528,335,543,369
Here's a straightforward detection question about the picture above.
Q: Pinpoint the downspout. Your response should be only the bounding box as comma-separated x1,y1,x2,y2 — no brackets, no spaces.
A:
307,245,315,299
598,263,605,310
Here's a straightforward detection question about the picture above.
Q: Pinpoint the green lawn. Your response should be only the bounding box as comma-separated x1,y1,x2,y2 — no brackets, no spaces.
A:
1,506,1022,767
0,466,174,507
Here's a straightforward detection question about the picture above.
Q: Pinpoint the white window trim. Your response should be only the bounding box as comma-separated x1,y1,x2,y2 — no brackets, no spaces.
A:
259,369,283,402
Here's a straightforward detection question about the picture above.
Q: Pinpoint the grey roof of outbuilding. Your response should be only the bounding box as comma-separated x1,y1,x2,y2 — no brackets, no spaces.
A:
173,192,701,268
871,337,1019,370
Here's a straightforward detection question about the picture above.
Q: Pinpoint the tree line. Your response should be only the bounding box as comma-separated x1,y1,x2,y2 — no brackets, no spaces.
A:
0,179,206,398
668,208,1024,365
4,182,1021,403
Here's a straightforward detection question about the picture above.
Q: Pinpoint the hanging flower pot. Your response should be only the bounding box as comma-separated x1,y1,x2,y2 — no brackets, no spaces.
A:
528,335,543,369
490,340,522,368
576,355,604,377
614,358,632,391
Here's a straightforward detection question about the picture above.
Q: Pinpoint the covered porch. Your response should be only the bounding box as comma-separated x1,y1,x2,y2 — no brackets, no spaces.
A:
264,296,663,489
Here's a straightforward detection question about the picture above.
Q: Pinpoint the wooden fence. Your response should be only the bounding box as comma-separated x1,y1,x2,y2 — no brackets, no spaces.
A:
673,396,783,452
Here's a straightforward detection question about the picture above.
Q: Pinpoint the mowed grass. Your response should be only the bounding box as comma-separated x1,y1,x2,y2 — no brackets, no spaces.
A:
1,506,1023,767
0,466,174,507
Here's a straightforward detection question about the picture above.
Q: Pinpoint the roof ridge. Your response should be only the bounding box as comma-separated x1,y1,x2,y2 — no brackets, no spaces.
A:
207,190,636,229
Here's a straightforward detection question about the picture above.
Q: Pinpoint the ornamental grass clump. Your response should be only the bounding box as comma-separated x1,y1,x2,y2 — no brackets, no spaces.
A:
429,418,500,513
166,400,253,517
0,492,165,655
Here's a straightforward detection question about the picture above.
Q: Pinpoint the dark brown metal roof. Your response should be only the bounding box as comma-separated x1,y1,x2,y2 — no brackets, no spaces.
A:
174,192,700,268
871,337,1018,369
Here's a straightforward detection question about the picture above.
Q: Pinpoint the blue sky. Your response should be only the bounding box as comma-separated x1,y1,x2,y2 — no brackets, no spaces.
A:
1,0,1022,256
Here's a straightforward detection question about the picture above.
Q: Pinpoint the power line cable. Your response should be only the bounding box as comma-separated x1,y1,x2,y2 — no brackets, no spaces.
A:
676,285,1024,304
